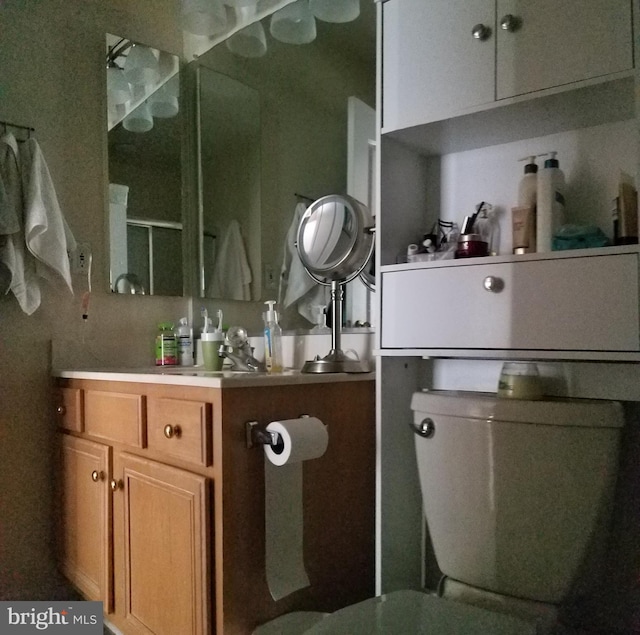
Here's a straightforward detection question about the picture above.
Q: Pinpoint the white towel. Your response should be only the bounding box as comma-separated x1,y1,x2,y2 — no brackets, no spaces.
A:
21,137,75,293
279,202,326,324
208,220,252,300
0,132,41,313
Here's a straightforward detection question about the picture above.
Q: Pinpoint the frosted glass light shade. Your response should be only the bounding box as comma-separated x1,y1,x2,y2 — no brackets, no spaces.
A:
310,0,359,23
107,65,131,105
181,0,227,36
149,77,179,118
123,44,159,87
226,21,267,57
123,102,154,133
223,0,258,6
270,0,317,45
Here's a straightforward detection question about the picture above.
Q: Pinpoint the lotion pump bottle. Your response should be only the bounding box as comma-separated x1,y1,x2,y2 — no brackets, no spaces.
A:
263,300,283,373
518,155,538,208
536,151,566,252
175,317,194,366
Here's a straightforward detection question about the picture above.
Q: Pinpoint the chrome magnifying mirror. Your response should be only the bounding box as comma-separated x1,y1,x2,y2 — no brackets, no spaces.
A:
297,194,375,373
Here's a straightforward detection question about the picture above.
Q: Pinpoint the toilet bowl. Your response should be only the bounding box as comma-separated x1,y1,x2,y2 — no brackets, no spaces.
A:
253,590,537,635
255,390,623,634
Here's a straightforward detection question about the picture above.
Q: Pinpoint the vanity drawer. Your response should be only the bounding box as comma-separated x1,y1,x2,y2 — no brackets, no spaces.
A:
381,253,640,352
84,390,146,448
55,387,84,432
147,397,212,466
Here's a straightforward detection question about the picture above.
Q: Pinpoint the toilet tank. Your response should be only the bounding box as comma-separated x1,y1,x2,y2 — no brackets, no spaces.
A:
410,390,623,604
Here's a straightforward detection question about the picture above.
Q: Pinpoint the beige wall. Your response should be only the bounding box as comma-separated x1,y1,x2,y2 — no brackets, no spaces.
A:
0,0,191,599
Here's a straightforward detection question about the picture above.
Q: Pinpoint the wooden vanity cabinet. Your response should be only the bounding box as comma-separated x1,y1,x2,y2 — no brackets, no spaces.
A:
55,375,375,635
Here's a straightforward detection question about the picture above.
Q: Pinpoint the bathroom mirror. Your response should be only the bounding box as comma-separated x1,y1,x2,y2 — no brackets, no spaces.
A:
106,34,184,295
297,194,374,373
193,3,376,316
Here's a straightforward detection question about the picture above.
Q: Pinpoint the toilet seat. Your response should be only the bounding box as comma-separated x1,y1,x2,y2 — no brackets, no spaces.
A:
255,590,538,635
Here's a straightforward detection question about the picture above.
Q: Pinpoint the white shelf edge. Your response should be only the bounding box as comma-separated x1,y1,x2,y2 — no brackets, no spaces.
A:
374,348,640,362
380,244,640,273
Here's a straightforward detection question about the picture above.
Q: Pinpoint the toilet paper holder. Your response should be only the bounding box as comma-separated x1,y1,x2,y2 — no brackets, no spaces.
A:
246,420,282,449
245,416,312,449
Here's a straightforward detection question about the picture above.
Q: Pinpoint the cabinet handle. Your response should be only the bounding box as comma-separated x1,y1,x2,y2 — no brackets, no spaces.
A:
91,470,105,482
500,14,521,32
164,424,182,439
110,479,124,492
471,23,491,41
483,276,504,293
56,405,66,415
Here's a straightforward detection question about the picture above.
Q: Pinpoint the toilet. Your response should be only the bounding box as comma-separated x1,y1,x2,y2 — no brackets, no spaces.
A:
255,390,623,634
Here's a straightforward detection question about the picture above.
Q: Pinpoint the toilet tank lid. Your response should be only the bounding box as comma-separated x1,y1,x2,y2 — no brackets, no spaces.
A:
411,390,624,428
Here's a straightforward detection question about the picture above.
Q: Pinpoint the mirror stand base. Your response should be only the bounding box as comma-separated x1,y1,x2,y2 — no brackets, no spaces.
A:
301,349,370,374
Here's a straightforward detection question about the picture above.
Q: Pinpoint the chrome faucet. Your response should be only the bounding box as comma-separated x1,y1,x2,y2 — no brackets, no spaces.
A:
219,326,266,372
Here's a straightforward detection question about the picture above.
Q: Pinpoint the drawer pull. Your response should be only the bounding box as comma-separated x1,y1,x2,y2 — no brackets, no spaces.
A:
110,479,123,492
56,405,66,415
483,276,504,293
91,470,105,482
500,14,521,32
164,424,182,439
471,23,491,41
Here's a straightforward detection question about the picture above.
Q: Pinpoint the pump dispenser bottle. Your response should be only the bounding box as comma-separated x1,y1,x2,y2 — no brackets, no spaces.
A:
175,317,194,366
263,300,283,373
536,151,566,252
518,155,538,208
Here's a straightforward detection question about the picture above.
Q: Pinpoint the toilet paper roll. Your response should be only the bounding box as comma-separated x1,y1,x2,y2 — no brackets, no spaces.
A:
264,417,328,601
264,417,328,467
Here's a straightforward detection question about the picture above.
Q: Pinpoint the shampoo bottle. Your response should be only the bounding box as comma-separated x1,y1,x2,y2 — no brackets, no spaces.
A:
536,151,566,252
175,317,194,366
263,300,283,373
518,155,538,208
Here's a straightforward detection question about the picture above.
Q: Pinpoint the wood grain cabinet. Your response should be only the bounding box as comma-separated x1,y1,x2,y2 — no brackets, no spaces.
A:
382,0,633,132
55,376,375,635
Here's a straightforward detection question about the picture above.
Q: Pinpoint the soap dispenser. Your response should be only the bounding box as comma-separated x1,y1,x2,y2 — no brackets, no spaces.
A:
175,317,194,367
518,155,538,208
263,300,283,373
536,151,566,252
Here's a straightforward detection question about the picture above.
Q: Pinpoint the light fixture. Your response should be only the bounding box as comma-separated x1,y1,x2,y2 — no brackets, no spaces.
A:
123,101,154,133
226,20,267,57
223,0,258,7
309,0,359,23
149,78,179,119
181,0,228,36
123,44,159,87
106,62,132,106
270,0,317,45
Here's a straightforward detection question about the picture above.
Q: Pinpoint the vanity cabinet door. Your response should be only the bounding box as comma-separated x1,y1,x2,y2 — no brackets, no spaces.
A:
381,253,639,352
58,435,111,608
113,453,210,635
496,0,633,100
382,0,495,132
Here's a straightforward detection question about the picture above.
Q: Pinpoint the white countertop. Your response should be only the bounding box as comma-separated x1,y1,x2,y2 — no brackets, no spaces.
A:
53,367,376,388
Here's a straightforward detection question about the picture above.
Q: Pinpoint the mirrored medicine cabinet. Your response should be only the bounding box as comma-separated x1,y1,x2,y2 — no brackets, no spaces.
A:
104,3,376,322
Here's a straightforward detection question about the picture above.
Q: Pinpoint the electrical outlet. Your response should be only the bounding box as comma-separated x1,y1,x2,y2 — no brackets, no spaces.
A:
264,265,278,290
70,242,92,274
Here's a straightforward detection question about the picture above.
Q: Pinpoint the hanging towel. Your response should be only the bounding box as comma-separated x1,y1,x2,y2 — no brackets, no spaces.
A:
21,136,75,293
279,202,326,324
208,219,252,300
0,132,41,313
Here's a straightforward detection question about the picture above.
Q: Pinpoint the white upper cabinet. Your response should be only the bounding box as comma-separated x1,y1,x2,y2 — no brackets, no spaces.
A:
496,0,633,100
382,0,633,133
382,0,495,132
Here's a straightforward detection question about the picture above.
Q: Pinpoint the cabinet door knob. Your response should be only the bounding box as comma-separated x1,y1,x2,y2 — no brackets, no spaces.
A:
164,424,182,439
483,276,504,292
56,405,66,415
110,479,124,492
500,14,521,32
91,470,105,482
471,23,492,41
